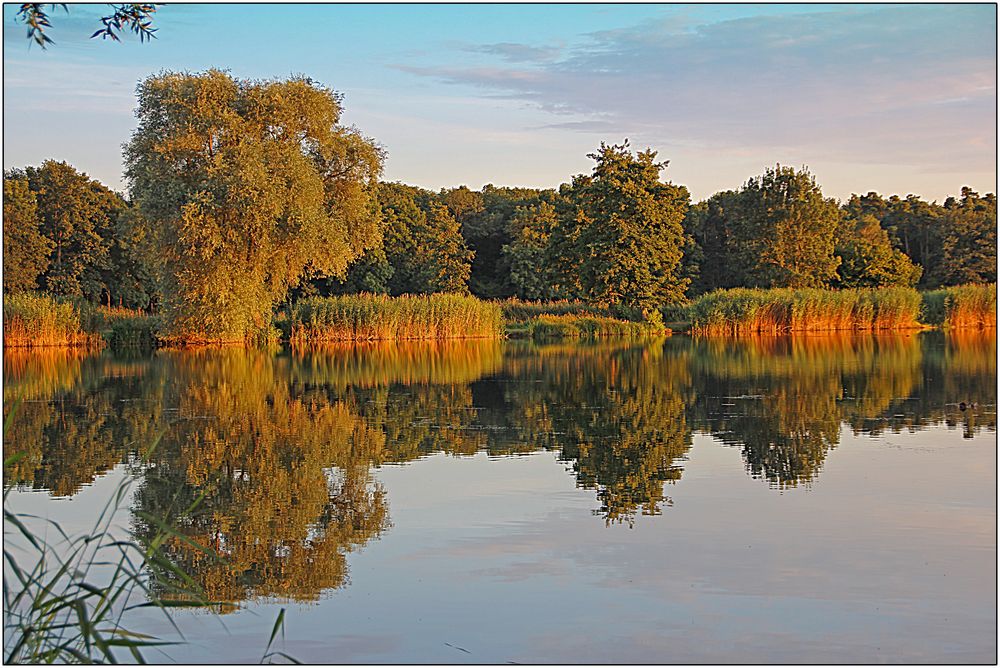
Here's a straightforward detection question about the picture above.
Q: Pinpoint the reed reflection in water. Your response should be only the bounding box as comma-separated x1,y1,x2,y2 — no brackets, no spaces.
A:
3,332,995,606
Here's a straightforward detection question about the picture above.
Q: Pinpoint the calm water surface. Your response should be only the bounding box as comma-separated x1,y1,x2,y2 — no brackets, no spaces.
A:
4,332,996,663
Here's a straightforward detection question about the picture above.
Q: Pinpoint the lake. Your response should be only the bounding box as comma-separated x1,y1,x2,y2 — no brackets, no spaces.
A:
3,331,996,663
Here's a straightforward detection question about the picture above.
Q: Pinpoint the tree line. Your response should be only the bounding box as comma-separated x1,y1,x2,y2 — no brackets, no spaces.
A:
3,70,996,338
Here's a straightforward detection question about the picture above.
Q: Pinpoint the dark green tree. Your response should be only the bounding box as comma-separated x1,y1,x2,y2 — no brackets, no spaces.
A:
934,188,997,286
503,201,563,300
412,204,474,294
450,185,552,299
374,183,473,295
681,190,743,294
555,141,690,312
730,165,842,288
23,161,120,300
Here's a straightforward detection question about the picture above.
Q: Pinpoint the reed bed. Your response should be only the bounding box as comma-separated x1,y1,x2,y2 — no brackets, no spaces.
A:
525,314,668,340
499,298,619,324
288,293,503,343
921,283,996,329
2,293,97,348
687,287,923,335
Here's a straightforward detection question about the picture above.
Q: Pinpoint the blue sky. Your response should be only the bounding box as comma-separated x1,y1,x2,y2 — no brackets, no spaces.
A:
3,3,996,201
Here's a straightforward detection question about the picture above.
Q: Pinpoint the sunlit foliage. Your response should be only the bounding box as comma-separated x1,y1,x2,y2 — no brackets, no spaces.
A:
2,175,52,294
125,70,383,342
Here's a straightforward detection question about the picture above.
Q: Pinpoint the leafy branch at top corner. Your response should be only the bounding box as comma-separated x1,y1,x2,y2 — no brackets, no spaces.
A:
17,3,159,50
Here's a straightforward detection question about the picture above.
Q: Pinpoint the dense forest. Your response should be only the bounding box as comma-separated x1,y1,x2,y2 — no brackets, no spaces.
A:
3,71,996,340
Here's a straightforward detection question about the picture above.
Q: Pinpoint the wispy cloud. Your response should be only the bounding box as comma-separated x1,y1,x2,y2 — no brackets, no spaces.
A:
464,42,563,63
3,57,141,115
398,5,997,173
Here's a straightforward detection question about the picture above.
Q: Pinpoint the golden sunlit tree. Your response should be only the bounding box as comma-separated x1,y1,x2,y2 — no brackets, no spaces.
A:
124,70,384,342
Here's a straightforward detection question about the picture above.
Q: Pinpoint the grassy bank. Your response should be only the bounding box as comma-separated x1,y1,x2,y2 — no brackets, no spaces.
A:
686,287,925,335
920,283,996,329
499,298,619,324
509,313,668,340
286,293,503,343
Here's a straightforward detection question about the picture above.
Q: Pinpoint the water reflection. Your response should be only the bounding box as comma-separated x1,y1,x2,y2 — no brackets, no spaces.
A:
3,332,995,603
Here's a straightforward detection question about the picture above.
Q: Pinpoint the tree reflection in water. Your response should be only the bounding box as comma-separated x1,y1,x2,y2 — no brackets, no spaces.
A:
3,332,994,604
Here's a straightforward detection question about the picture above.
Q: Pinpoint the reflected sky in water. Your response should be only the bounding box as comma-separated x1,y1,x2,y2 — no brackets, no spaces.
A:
3,331,996,662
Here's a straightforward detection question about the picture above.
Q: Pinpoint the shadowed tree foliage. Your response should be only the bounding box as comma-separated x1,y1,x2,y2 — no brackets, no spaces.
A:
22,161,124,300
3,174,52,293
446,184,553,299
124,69,383,341
415,203,474,294
359,182,474,296
503,201,564,300
682,190,742,294
834,213,922,288
934,188,997,287
839,190,996,289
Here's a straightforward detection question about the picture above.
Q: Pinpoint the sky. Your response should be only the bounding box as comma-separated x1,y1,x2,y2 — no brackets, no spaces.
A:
2,3,996,202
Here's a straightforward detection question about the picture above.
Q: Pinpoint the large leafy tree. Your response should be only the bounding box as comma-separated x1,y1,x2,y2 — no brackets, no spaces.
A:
124,70,383,340
842,189,996,288
2,174,52,293
732,165,842,288
23,161,121,299
555,142,690,311
412,203,474,294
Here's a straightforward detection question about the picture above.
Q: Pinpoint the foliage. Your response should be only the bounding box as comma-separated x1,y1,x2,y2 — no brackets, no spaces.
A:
413,204,474,294
447,184,553,299
16,3,157,48
503,201,563,301
3,293,161,349
834,214,922,288
934,189,997,287
125,69,384,342
553,141,690,310
3,480,178,663
680,191,741,294
499,298,619,324
2,176,52,294
20,161,124,301
921,283,996,329
364,183,475,296
3,462,298,663
841,189,996,289
735,165,842,288
288,293,502,343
